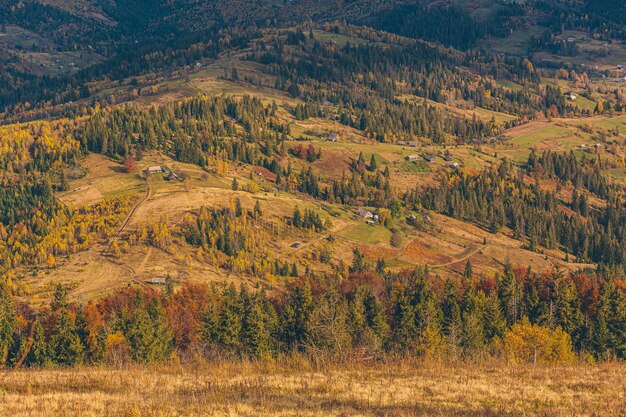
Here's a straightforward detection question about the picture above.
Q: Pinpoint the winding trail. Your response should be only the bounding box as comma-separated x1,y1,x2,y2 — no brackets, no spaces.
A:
106,178,151,250
430,245,482,268
99,178,151,287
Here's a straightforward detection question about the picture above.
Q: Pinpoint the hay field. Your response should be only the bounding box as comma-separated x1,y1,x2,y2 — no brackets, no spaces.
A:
0,360,624,416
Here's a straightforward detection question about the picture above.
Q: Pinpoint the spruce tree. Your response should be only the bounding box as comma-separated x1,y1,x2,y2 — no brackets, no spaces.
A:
218,284,242,351
49,309,85,366
368,154,378,171
280,279,313,351
0,283,16,366
28,319,49,367
463,260,473,281
126,297,173,363
498,262,520,326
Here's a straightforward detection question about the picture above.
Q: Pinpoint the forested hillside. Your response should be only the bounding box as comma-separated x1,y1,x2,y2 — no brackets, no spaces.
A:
0,2,625,405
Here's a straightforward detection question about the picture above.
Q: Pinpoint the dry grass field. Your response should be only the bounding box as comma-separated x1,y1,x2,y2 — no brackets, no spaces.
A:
0,360,624,416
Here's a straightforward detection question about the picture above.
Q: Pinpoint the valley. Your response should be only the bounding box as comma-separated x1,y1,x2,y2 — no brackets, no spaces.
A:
0,2,625,415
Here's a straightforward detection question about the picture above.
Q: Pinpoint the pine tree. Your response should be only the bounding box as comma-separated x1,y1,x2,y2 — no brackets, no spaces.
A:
51,283,69,312
375,258,386,275
368,154,378,171
463,260,473,281
441,279,462,347
461,290,487,355
280,279,313,351
235,198,243,217
498,262,520,326
292,207,302,228
253,200,263,218
553,275,584,348
28,319,49,367
592,306,610,359
0,283,17,366
389,285,417,351
201,302,220,351
49,309,85,366
483,293,506,340
241,291,275,358
349,248,365,273
218,284,242,351
126,297,173,363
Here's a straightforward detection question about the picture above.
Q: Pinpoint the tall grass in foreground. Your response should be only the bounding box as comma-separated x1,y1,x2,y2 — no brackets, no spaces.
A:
0,357,624,417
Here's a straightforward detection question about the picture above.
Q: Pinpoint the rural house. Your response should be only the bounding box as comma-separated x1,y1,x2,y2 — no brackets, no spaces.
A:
358,208,375,220
149,277,167,285
145,166,163,174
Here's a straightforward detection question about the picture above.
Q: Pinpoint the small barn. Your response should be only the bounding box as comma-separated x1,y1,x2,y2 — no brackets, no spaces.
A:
565,92,577,100
358,208,375,220
406,154,420,162
145,166,163,174
423,154,436,163
150,277,167,285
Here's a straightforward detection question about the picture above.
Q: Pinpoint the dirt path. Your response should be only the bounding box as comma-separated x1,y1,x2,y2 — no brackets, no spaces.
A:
430,245,482,268
106,179,151,248
99,179,151,287
137,246,153,275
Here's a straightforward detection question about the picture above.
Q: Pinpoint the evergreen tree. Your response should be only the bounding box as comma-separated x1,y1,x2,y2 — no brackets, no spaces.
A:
219,284,243,351
49,309,85,366
349,248,365,273
51,283,69,312
463,260,473,281
280,279,313,351
498,262,521,325
0,283,17,366
126,297,173,363
441,279,462,351
368,154,378,171
28,319,49,368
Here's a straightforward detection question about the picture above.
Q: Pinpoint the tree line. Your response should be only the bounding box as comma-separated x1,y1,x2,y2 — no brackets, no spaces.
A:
1,257,624,368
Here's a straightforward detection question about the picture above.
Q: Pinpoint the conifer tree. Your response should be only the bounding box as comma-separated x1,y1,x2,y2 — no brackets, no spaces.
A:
280,279,313,351
441,279,462,344
28,319,49,368
126,297,173,363
49,309,85,366
349,248,365,273
368,154,378,171
463,260,473,281
218,284,243,351
0,283,16,366
498,262,520,326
